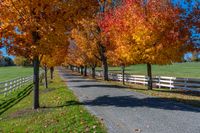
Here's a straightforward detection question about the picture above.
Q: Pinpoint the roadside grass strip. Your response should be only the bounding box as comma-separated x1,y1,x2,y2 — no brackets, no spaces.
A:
0,71,106,133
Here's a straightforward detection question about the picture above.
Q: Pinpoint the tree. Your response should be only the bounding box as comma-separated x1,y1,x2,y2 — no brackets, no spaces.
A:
96,0,114,81
71,19,102,78
14,56,32,66
177,0,200,49
41,44,68,88
100,0,191,89
0,0,99,109
0,56,14,66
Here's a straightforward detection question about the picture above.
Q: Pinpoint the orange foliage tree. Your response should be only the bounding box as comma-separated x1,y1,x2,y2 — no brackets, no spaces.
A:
100,0,191,89
41,44,68,88
0,0,98,109
71,19,103,78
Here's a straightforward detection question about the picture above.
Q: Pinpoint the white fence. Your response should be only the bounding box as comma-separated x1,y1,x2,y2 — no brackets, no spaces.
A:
0,76,33,95
84,69,200,92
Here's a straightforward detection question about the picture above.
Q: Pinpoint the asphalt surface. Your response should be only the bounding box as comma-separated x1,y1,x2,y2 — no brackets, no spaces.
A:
59,68,200,133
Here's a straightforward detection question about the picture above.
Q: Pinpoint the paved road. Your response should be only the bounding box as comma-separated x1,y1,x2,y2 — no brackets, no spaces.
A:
59,68,200,133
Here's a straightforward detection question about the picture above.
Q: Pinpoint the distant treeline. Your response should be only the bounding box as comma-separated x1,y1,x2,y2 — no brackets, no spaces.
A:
0,56,32,67
0,56,14,66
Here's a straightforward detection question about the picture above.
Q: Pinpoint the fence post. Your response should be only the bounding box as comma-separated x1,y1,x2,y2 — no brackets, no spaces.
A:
169,78,172,90
9,81,13,93
158,76,161,89
146,76,149,86
134,76,136,84
184,78,188,89
17,79,20,89
16,79,19,89
4,83,8,96
13,80,16,91
111,73,113,80
20,78,22,88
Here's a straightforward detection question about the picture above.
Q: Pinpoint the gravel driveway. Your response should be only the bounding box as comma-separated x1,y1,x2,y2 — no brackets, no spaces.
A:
59,68,200,133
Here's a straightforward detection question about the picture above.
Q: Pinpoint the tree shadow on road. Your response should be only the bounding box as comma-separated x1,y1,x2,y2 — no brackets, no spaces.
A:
43,95,200,113
83,95,200,112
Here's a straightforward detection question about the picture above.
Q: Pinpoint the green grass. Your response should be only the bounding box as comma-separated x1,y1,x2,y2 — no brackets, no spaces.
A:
98,62,200,78
0,71,106,133
0,66,33,82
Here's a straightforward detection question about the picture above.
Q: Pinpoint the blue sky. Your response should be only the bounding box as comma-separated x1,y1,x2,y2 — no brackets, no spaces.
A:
0,47,15,59
0,0,199,59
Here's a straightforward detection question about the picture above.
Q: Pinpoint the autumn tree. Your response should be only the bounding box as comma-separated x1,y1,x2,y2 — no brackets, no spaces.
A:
0,0,99,109
100,0,191,89
106,41,135,84
71,19,103,78
65,0,117,80
14,56,32,66
95,0,117,80
174,0,200,49
41,44,68,88
66,41,86,75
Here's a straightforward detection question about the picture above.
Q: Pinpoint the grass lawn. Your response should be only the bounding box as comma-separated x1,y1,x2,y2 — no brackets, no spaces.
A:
0,66,33,82
97,62,200,78
0,70,106,133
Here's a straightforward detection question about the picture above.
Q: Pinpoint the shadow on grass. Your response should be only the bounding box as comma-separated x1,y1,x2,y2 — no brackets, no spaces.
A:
61,74,82,79
124,84,200,97
77,84,126,89
42,95,200,113
152,89,200,97
41,88,56,94
0,84,33,115
67,79,97,83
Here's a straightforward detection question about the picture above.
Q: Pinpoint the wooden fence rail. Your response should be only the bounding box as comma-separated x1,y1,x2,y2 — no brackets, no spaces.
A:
82,69,200,92
0,76,33,95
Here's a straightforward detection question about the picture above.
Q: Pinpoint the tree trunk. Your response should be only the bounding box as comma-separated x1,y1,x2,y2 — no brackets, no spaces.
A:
44,65,48,89
92,67,96,79
80,66,84,75
70,65,73,70
121,65,125,85
78,67,80,73
147,63,153,90
33,56,40,109
99,45,108,81
32,30,40,109
71,66,74,72
102,59,108,81
50,67,54,80
84,66,87,76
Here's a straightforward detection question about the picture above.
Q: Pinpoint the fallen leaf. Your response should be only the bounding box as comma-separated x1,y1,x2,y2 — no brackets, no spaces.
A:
134,128,142,133
92,125,96,129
